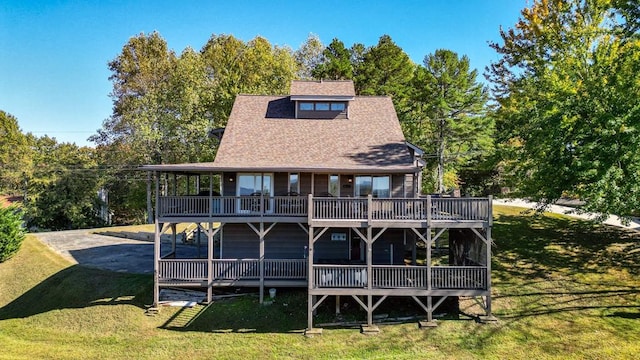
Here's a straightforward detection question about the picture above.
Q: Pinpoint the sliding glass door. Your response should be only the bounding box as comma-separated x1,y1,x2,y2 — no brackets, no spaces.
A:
354,175,390,198
237,173,273,212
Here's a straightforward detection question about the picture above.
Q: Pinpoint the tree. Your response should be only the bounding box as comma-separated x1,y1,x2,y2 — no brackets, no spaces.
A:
487,0,640,217
409,50,491,193
91,33,299,223
0,205,26,263
0,111,31,194
295,34,325,79
312,38,353,80
200,34,297,126
354,35,415,112
26,136,105,230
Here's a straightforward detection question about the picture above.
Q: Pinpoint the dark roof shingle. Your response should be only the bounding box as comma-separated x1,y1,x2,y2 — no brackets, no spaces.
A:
210,94,416,172
290,80,355,97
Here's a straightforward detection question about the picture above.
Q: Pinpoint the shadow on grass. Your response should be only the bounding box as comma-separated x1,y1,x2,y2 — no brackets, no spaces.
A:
455,210,640,351
160,289,307,334
159,290,466,334
0,265,152,320
492,212,640,280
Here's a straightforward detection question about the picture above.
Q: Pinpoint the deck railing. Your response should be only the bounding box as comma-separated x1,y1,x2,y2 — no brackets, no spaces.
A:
158,196,308,218
312,196,491,223
158,260,486,290
158,259,208,282
212,259,260,280
312,265,487,290
312,198,368,220
313,265,368,288
370,198,426,221
431,198,490,221
371,265,427,288
431,266,487,289
157,195,491,223
159,259,308,282
264,259,307,279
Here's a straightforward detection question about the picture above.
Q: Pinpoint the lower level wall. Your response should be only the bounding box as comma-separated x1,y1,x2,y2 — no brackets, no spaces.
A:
220,223,408,265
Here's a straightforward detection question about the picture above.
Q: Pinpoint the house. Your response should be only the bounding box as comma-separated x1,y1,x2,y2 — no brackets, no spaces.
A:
141,80,494,332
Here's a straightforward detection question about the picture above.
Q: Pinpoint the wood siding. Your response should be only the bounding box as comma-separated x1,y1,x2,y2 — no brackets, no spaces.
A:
314,174,329,196
300,173,312,195
371,228,406,264
221,223,307,260
274,172,288,195
264,224,307,259
220,223,259,258
314,228,350,261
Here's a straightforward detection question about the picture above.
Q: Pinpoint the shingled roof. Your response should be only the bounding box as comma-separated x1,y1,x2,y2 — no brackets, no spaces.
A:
142,81,418,173
290,80,355,98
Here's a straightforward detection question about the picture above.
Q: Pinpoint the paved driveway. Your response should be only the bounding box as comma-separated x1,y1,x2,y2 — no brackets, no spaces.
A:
35,230,154,274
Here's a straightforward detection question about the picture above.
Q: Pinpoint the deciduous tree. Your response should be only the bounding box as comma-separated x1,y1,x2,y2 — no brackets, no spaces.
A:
0,111,31,194
488,0,640,216
295,33,325,80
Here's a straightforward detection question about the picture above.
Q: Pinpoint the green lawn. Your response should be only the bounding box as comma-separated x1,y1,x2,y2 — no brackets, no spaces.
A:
1,205,639,359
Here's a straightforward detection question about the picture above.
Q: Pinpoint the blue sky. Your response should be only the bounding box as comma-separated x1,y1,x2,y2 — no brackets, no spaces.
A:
0,0,526,146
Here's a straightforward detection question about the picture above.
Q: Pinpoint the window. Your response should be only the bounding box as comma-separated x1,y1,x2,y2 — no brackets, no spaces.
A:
355,175,390,198
299,102,314,111
372,176,390,198
237,173,274,213
329,175,339,197
237,173,273,196
298,102,346,111
289,173,299,194
315,102,330,110
330,102,345,111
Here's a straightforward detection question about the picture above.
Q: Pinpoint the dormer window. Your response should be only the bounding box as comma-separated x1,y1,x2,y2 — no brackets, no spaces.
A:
330,102,345,111
290,80,356,120
299,102,314,111
315,102,330,111
296,101,348,119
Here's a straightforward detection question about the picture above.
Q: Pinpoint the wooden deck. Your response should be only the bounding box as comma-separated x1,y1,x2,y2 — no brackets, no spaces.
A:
157,259,488,293
157,195,492,227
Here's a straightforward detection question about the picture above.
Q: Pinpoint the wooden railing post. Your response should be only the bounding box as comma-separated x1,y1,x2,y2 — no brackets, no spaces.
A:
307,194,313,224
367,194,373,225
488,195,493,225
426,195,432,224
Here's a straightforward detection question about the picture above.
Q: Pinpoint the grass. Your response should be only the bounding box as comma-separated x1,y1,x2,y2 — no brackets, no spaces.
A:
1,205,639,359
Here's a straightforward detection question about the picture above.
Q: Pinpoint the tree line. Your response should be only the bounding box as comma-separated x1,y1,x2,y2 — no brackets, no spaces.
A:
2,0,638,229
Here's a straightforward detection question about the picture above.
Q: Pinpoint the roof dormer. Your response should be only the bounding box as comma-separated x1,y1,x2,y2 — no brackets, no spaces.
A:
290,80,355,119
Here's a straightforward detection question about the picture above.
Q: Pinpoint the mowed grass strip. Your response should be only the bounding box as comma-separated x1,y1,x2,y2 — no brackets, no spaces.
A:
0,206,639,359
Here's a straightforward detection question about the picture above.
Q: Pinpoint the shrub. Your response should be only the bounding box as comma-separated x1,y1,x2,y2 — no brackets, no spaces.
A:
0,204,26,262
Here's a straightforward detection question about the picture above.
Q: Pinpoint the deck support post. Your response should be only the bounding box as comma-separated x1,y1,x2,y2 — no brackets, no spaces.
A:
307,223,314,330
366,225,373,326
485,225,493,317
259,222,265,304
427,228,432,292
171,223,177,255
207,222,214,304
146,172,153,224
152,172,160,309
